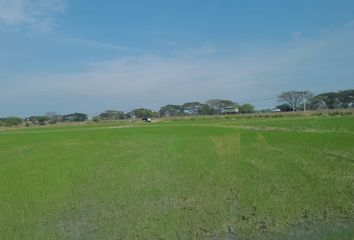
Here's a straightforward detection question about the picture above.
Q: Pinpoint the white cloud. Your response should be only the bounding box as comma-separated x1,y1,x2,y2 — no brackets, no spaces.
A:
2,21,354,114
0,0,65,32
62,38,144,52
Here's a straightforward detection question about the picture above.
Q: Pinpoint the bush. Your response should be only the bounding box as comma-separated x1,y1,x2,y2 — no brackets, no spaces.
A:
329,111,340,116
0,117,23,127
92,116,100,122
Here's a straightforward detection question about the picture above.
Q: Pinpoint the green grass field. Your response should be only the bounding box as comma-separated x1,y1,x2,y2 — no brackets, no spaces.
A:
1,115,353,239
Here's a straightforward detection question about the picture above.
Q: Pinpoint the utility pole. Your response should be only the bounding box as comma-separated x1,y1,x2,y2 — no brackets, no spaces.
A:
303,91,307,112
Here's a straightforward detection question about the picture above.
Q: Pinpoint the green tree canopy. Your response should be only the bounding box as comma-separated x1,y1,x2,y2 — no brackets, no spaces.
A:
197,104,214,115
159,105,184,117
63,113,88,122
314,90,354,109
276,104,292,112
239,103,255,113
0,117,23,127
28,116,50,125
337,90,354,108
46,112,61,124
127,108,153,118
99,110,125,120
182,102,204,115
206,99,238,114
314,92,338,109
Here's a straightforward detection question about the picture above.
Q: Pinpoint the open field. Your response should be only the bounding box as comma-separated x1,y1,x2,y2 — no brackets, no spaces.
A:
0,115,353,239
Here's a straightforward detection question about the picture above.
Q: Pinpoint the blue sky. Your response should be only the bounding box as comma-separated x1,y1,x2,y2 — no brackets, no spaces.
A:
1,0,354,117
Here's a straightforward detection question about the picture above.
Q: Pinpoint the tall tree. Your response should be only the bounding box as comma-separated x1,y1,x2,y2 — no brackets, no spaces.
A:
278,91,312,112
337,90,354,108
314,92,338,109
182,102,204,115
206,99,238,114
159,105,184,117
28,116,50,125
63,113,88,122
314,90,354,109
99,110,125,120
46,112,61,124
197,104,214,115
239,103,255,113
127,108,153,118
0,117,23,127
276,104,292,112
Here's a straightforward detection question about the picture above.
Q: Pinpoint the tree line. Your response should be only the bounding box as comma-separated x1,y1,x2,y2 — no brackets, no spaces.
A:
0,113,88,127
1,89,353,127
277,89,354,112
95,99,255,121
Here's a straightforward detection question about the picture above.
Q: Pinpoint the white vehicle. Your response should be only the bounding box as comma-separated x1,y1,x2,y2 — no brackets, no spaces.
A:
142,117,152,122
222,107,239,114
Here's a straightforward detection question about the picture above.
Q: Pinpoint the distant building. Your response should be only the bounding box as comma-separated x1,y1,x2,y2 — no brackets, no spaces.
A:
222,107,239,114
